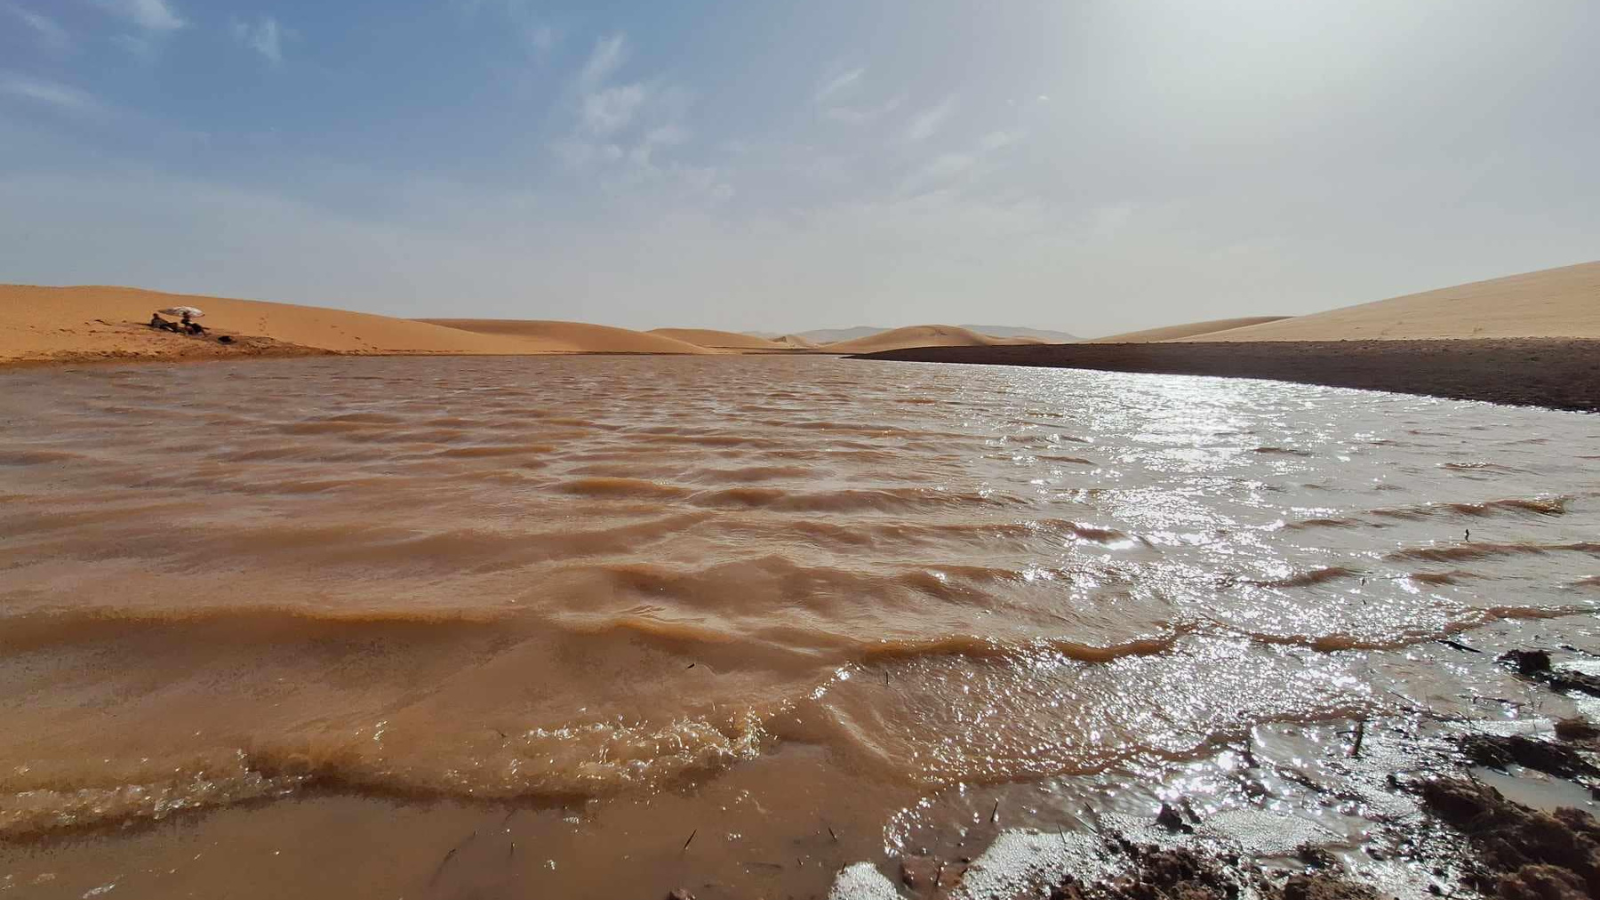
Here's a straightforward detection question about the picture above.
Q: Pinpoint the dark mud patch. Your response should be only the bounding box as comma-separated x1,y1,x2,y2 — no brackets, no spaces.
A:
1420,778,1600,900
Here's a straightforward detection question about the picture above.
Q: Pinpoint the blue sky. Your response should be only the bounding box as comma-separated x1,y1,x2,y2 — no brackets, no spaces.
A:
2,1,1597,334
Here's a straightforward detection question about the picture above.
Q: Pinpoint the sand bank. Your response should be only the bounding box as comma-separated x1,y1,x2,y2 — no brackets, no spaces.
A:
854,339,1600,412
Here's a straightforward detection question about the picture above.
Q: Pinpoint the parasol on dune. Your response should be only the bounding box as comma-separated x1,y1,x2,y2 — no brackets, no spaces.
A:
159,306,205,319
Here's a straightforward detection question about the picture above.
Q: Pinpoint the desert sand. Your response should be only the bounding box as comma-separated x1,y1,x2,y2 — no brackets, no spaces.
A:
823,324,1010,353
647,328,791,351
1185,260,1600,341
0,285,714,366
415,319,711,354
1090,316,1289,343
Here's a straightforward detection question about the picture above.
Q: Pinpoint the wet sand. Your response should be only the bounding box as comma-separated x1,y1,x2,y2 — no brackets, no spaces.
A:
853,339,1600,413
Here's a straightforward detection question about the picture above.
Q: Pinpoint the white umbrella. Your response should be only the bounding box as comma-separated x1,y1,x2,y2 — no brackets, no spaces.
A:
159,306,205,318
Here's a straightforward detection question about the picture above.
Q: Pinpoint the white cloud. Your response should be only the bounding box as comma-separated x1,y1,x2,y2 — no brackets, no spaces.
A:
94,0,186,32
581,83,648,136
905,97,954,142
580,34,628,89
8,5,70,49
824,95,903,125
814,68,863,103
231,16,284,65
0,73,103,115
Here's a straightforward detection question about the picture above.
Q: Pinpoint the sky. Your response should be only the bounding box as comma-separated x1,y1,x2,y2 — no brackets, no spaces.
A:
1,1,1597,336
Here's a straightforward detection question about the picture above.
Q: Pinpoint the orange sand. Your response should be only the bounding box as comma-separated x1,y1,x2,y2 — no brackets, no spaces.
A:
0,284,716,366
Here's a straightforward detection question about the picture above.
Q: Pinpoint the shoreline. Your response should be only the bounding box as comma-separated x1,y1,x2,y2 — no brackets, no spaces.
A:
851,339,1600,413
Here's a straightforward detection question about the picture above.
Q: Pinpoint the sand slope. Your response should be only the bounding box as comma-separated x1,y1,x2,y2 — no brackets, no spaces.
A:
1187,261,1600,341
418,319,711,354
0,285,718,365
823,325,1006,353
647,328,789,351
1090,317,1289,343
0,284,575,365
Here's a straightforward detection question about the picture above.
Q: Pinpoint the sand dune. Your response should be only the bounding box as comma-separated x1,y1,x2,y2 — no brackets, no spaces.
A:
418,319,711,354
774,334,820,350
647,328,790,351
823,325,1006,353
0,284,561,365
0,285,715,366
1090,317,1289,343
1186,261,1600,341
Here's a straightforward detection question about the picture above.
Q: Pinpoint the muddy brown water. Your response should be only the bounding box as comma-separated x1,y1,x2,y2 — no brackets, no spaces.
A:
1,355,1596,899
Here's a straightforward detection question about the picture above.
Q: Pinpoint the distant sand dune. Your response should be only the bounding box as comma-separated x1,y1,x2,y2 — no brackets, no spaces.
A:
1185,261,1600,341
1090,317,1289,343
824,325,1007,353
0,285,714,365
647,328,790,351
419,319,711,354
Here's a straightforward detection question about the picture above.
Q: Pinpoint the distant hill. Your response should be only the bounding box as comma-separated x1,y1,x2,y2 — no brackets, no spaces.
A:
823,325,1007,353
1090,317,1289,343
959,325,1078,342
416,319,713,354
746,324,1077,345
649,328,789,350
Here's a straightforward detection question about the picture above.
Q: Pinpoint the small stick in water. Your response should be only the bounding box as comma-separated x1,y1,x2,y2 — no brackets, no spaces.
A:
827,826,839,843
991,799,1000,824
682,829,697,852
1350,719,1366,759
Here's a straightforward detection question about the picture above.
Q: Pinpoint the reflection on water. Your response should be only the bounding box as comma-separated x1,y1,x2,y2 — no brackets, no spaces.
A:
0,356,1595,898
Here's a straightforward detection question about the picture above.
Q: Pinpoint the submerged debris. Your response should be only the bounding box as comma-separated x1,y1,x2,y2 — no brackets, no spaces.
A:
1498,650,1600,697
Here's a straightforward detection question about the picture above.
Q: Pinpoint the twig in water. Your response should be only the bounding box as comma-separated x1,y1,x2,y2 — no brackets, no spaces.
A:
827,826,839,843
990,799,1000,824
1350,719,1366,759
682,829,697,852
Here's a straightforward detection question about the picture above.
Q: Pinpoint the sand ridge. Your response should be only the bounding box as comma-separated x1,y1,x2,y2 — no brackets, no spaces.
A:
1090,316,1289,343
1185,261,1600,341
0,285,719,365
822,324,1012,353
416,319,713,354
647,328,791,351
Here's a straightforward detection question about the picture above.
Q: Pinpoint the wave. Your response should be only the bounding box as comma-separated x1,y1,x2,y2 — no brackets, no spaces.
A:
1386,541,1600,563
1249,566,1362,589
1221,603,1593,653
0,448,83,466
1288,496,1569,530
688,486,1030,513
0,713,767,841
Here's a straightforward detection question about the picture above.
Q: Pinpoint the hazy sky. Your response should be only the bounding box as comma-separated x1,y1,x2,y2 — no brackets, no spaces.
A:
2,1,1596,336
